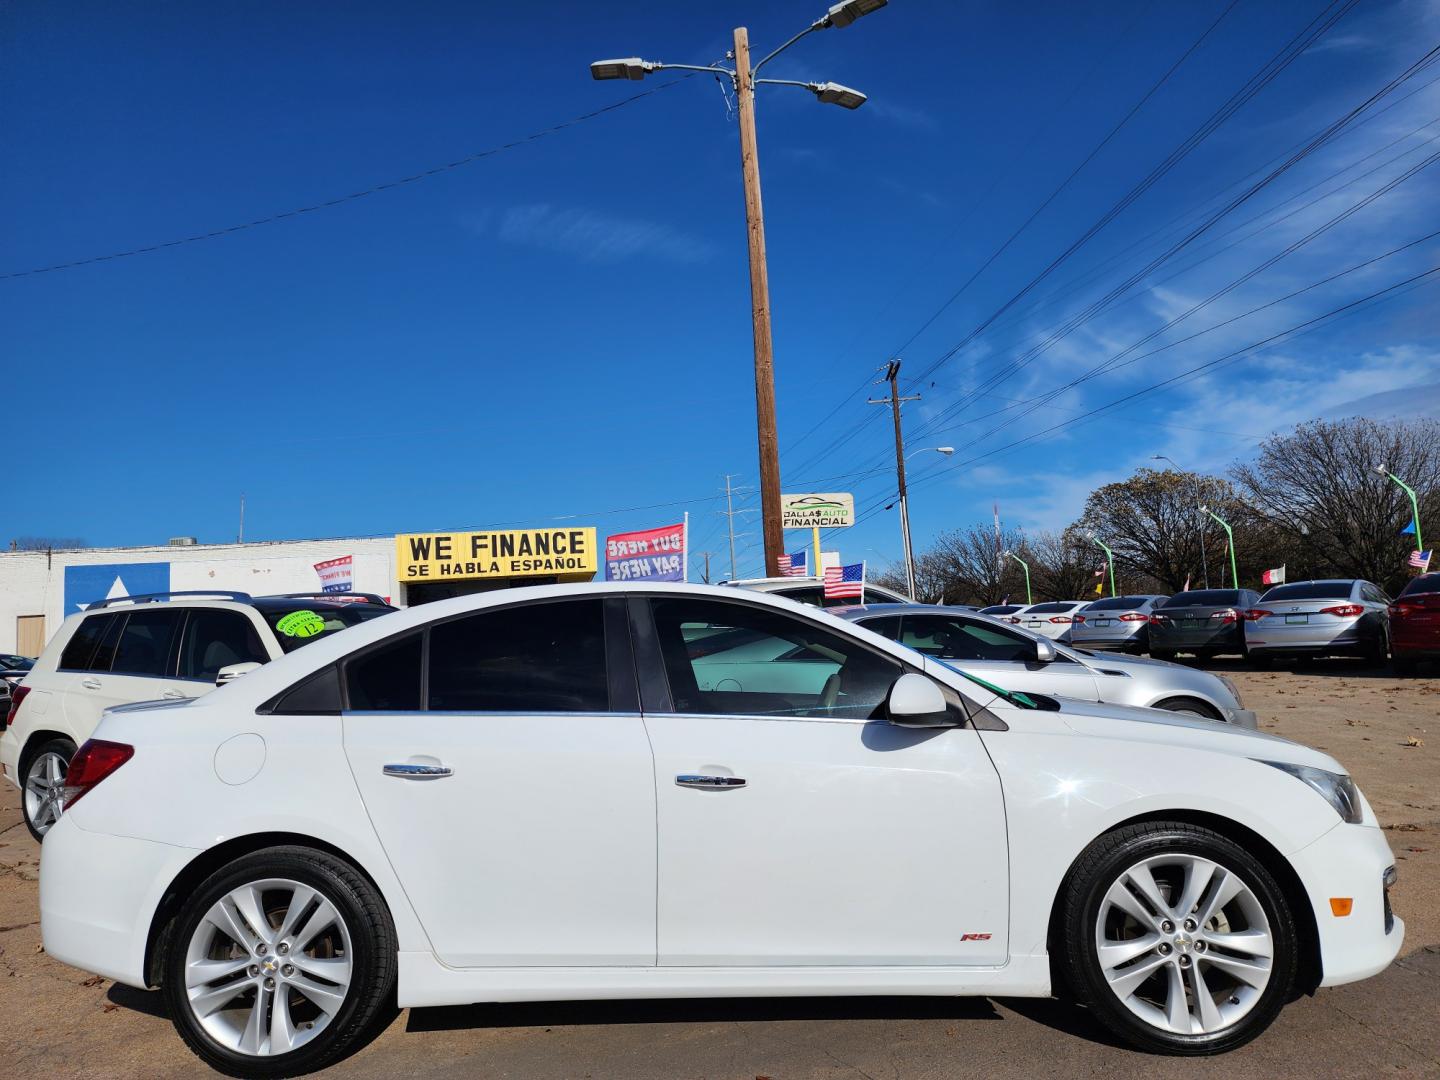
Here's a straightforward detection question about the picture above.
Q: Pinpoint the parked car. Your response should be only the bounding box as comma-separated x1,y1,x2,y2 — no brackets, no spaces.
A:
837,603,1255,725
1244,580,1390,666
0,590,396,840
1013,600,1087,642
1071,595,1169,652
40,582,1398,1073
1149,589,1262,661
1387,572,1440,674
724,575,909,608
0,653,35,670
977,603,1030,622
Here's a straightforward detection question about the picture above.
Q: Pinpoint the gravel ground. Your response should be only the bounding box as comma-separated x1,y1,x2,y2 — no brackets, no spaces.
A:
0,660,1435,1079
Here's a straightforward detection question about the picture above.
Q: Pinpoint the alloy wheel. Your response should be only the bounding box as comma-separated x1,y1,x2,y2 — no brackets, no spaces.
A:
1094,853,1273,1036
183,877,354,1057
23,750,68,835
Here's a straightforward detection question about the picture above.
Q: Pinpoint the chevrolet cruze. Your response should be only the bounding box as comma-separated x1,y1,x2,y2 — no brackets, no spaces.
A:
39,584,1401,1076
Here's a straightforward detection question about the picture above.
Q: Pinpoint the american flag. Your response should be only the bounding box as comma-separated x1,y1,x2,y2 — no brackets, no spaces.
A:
1409,548,1432,572
782,550,808,577
776,554,791,574
823,561,866,599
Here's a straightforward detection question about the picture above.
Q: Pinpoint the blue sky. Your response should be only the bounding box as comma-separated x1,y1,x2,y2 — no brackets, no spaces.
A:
5,0,1438,579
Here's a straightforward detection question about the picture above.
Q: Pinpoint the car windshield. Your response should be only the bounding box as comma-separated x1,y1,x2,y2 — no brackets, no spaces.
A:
259,604,393,653
1259,582,1354,602
1161,590,1242,607
1083,597,1149,611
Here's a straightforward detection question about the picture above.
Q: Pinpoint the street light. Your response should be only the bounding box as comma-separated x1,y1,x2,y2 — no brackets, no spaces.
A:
1375,463,1424,552
590,0,886,576
1087,533,1117,598
1152,454,1208,589
1001,550,1032,605
1199,506,1239,588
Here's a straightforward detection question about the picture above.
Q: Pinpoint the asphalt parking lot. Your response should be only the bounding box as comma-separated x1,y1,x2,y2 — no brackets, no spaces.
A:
1,661,1436,1079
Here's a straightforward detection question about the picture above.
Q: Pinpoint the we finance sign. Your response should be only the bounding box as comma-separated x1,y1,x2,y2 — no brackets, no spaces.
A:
397,528,597,581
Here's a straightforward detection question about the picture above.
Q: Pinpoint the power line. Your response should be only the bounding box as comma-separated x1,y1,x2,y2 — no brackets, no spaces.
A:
2,77,693,281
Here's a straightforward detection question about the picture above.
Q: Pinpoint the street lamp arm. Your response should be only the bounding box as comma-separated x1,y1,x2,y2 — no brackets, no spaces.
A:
752,21,826,75
653,62,736,79
755,78,817,89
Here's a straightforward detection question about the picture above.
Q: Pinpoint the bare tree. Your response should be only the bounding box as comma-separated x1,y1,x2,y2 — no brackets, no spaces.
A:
1232,417,1439,593
1026,528,1097,600
928,523,1029,606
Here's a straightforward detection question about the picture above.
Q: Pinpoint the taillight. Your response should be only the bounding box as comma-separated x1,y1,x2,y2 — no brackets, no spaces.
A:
1210,609,1239,623
1245,608,1272,621
1148,614,1169,624
61,740,134,809
1073,615,1086,624
1049,616,1072,624
1391,602,1418,617
3,684,29,731
1119,612,1148,622
1320,604,1364,618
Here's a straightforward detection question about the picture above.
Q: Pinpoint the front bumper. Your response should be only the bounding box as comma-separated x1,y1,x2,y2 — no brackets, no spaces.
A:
1287,821,1403,987
40,813,199,989
1223,708,1259,730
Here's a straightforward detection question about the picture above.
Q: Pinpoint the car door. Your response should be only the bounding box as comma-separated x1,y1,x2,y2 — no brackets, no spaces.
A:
639,594,1009,968
897,612,1101,702
341,596,657,968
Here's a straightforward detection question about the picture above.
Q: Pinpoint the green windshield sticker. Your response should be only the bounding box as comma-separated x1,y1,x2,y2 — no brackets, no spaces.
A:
275,610,327,639
955,669,1038,710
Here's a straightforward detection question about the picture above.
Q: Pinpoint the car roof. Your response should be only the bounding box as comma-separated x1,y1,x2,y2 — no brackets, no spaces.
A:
79,592,393,614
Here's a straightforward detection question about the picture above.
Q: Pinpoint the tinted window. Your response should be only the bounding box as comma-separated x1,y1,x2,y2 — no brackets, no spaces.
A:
428,600,608,713
180,610,269,680
1083,596,1151,612
979,605,1022,615
1260,582,1354,602
902,614,1036,663
272,666,342,714
59,613,117,671
1361,584,1388,604
1024,602,1080,614
1161,590,1242,608
90,612,125,672
855,615,902,641
1399,574,1440,596
261,603,393,653
111,610,183,676
345,632,422,711
650,596,902,720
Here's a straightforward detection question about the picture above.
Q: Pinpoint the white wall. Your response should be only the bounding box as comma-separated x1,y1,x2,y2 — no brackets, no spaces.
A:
0,538,396,654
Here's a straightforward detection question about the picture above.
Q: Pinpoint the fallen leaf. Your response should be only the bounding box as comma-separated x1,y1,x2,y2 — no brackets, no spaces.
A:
1383,823,1423,832
1403,736,1424,747
102,1003,119,1013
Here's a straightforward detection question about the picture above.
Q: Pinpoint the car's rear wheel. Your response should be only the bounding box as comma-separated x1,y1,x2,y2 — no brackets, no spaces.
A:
1061,821,1297,1055
22,737,75,842
162,846,396,1078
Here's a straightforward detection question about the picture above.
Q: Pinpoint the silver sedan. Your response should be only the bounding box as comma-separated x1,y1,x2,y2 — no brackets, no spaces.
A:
1244,578,1391,665
837,603,1256,726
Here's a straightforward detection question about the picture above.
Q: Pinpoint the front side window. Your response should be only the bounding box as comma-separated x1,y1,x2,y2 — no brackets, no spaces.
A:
180,610,270,680
111,610,183,676
427,599,608,712
345,631,422,711
649,596,902,720
901,614,1037,663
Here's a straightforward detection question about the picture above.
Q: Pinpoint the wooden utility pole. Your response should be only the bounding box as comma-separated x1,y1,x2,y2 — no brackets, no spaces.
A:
733,27,784,577
869,360,921,599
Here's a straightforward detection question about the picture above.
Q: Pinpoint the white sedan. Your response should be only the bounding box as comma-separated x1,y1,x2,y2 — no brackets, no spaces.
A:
39,583,1401,1075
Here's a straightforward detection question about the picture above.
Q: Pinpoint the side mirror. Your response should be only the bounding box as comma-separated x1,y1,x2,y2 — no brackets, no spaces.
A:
886,672,953,728
215,662,262,687
1033,639,1057,664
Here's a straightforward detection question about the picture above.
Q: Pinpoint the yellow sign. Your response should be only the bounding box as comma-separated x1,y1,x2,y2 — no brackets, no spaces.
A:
396,528,598,582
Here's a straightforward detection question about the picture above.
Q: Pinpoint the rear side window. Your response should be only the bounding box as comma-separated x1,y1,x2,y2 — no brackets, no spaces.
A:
428,599,608,712
59,613,118,671
111,610,183,676
180,610,269,680
271,666,343,715
1260,582,1354,602
345,632,422,711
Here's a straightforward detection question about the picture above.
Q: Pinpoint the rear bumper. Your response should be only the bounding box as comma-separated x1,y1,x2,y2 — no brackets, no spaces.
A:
40,813,198,989
1149,625,1245,652
1245,623,1371,654
1288,821,1403,987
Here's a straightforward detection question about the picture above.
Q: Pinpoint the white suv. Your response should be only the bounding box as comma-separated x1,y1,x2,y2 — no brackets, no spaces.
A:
1,590,395,839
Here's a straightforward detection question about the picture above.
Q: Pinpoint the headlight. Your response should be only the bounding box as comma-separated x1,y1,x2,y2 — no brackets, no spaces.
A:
1218,674,1243,708
1258,760,1362,823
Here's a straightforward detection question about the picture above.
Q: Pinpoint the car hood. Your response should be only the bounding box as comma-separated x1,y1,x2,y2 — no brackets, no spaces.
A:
1049,695,1342,772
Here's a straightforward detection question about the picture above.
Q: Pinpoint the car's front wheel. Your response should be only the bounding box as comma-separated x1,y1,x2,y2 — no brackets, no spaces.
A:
1061,821,1298,1055
162,846,396,1078
22,736,75,842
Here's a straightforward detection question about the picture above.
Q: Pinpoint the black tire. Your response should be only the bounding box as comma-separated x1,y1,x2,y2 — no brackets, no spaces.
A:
1151,649,1176,663
1249,652,1273,670
1152,697,1223,722
162,846,397,1079
1391,655,1417,677
1060,821,1298,1055
1366,630,1389,666
21,736,76,843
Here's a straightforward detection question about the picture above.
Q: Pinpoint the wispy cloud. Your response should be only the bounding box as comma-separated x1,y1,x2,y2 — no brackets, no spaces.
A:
475,204,715,265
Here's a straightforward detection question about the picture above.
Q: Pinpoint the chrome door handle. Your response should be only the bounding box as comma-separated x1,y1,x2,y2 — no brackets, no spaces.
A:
676,774,746,789
161,689,185,700
383,763,453,780
81,677,102,690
